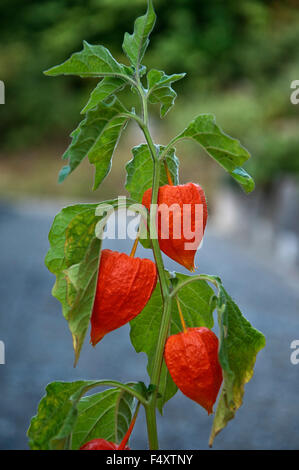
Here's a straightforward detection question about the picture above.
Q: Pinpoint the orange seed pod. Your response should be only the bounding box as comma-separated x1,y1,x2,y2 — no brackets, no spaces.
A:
142,183,208,271
164,327,222,414
90,249,157,346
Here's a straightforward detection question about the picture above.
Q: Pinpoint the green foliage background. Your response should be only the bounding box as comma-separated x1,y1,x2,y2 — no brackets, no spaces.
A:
1,0,299,190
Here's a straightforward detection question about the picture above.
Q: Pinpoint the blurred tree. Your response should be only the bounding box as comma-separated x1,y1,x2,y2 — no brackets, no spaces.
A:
1,0,299,186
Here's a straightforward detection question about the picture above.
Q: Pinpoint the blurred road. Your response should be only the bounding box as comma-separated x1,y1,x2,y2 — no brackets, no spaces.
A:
0,200,298,450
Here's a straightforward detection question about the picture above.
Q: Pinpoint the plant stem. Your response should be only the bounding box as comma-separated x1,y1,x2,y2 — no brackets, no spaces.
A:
130,236,139,257
164,159,174,186
149,158,169,296
170,274,221,298
176,296,187,333
78,380,148,406
149,295,172,387
145,401,159,450
136,80,174,450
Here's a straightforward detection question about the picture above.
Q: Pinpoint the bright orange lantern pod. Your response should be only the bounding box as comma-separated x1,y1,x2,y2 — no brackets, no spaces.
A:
90,249,157,346
142,182,208,271
164,326,223,414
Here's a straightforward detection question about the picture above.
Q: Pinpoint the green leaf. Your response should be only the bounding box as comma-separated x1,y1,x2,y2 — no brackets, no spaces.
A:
28,381,88,450
81,77,126,113
229,166,255,193
173,113,251,175
71,387,134,449
45,204,100,364
125,144,179,203
147,70,186,89
45,41,133,82
53,237,101,366
174,273,215,330
147,69,186,117
58,98,128,189
28,381,135,450
131,381,149,401
45,204,99,274
122,0,156,68
130,273,215,412
209,286,265,446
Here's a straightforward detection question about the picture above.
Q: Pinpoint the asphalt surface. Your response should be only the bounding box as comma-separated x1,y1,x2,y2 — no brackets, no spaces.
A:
0,201,298,450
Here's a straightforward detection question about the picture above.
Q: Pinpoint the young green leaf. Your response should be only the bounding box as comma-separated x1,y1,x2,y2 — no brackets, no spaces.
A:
81,77,126,114
130,273,215,413
209,286,265,446
122,0,156,68
45,41,134,82
58,98,128,189
147,69,186,117
170,114,253,191
125,144,179,203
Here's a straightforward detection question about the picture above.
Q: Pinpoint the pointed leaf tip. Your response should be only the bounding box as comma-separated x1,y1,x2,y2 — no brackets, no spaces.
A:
172,114,253,190
122,0,156,67
209,286,265,445
230,166,255,193
58,165,70,183
43,41,134,80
